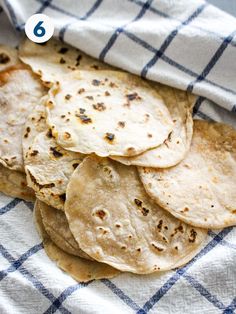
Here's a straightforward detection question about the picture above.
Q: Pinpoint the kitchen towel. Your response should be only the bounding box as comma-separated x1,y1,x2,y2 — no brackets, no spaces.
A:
0,1,236,313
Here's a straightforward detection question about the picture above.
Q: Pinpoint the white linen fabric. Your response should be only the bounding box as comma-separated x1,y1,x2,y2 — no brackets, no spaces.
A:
0,1,235,313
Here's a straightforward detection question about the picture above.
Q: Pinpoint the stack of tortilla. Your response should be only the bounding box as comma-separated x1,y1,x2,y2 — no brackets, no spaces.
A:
0,39,235,282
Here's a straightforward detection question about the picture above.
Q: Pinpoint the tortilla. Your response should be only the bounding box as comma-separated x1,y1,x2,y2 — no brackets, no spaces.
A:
19,39,110,87
139,120,236,229
46,70,173,157
0,67,45,171
112,83,195,167
22,99,49,155
40,201,92,260
0,45,19,72
0,164,35,201
23,102,84,210
34,200,120,282
64,156,207,274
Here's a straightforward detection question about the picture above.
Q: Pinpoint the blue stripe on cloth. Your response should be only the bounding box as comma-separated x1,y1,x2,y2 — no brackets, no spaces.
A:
123,30,236,96
3,0,20,29
0,244,71,314
137,227,233,313
195,110,215,121
99,0,154,61
44,283,89,314
130,0,236,47
0,243,43,281
101,279,143,312
58,0,103,41
208,231,236,251
187,29,236,92
193,96,205,115
141,3,207,78
81,0,103,20
16,0,56,31
36,0,78,18
22,200,34,211
36,0,53,14
223,298,236,314
0,198,22,215
183,273,226,310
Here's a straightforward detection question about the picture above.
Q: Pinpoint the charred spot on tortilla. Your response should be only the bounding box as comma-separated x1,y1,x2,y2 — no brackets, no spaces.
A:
30,150,39,157
63,132,71,139
126,92,142,101
50,147,63,158
72,163,80,169
75,55,82,66
46,129,53,138
105,133,115,143
118,121,125,128
92,79,101,86
59,193,66,202
109,82,117,88
76,114,92,124
59,57,66,64
65,94,72,100
93,102,106,111
0,53,10,64
78,88,85,94
86,96,94,100
24,127,31,138
58,47,68,54
189,229,197,243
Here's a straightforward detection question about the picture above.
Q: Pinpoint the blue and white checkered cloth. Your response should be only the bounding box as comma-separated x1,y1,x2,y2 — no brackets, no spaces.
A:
0,1,236,313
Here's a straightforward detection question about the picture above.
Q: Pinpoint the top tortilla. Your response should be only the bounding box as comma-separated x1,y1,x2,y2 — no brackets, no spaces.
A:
139,120,236,229
46,70,173,157
112,83,195,167
19,38,111,87
0,67,46,171
64,156,207,274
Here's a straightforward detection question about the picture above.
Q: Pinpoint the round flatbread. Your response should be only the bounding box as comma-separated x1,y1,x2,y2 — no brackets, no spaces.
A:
0,45,19,72
65,156,207,274
112,83,195,167
0,67,45,171
0,165,35,201
23,102,84,210
40,201,92,260
46,70,173,157
19,38,110,87
139,120,236,229
34,200,120,282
